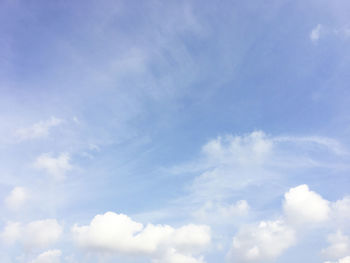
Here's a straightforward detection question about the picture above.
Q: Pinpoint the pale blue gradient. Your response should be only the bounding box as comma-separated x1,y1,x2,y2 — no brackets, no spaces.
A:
0,0,350,262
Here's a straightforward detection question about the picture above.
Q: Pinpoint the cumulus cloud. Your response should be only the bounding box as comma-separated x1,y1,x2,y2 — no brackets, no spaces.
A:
322,231,350,260
72,212,210,262
15,117,63,141
30,249,62,263
4,186,29,210
227,220,296,263
1,219,62,249
227,184,350,262
34,153,72,180
283,184,330,225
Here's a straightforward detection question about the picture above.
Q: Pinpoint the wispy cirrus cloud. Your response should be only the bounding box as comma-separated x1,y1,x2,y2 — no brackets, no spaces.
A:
15,117,63,142
34,153,72,181
310,23,350,43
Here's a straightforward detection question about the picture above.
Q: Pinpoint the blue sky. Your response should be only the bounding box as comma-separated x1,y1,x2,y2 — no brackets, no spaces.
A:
1,0,350,262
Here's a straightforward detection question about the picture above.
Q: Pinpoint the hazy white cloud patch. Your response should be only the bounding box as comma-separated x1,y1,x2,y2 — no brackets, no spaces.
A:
183,131,275,203
153,248,205,263
15,117,63,141
227,220,296,263
273,136,347,155
310,24,323,43
30,249,62,263
322,231,350,260
334,26,350,38
176,131,343,205
310,24,350,43
325,256,350,263
1,219,62,249
72,212,210,262
283,184,330,225
4,186,29,211
1,221,21,245
34,153,72,180
332,196,350,227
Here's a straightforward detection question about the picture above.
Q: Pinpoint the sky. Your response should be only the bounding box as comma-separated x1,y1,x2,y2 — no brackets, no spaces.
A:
1,0,350,262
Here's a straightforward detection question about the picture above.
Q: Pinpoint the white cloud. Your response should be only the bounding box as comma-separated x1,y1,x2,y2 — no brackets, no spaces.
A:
4,186,29,210
322,231,350,260
186,131,275,202
30,250,62,263
201,131,273,166
34,153,72,180
332,196,350,226
310,24,323,42
179,131,342,205
325,256,350,263
72,212,210,262
1,219,62,249
227,184,349,262
283,184,330,225
15,117,63,141
227,220,296,263
309,24,350,43
1,221,21,245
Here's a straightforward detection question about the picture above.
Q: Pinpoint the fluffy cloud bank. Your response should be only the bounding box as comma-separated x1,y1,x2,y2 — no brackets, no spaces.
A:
228,184,350,263
1,219,62,249
72,212,210,262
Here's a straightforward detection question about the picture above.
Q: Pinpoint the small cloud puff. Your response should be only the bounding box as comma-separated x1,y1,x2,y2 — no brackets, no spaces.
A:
4,186,29,211
283,184,330,225
227,220,296,263
310,24,323,43
34,153,72,180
